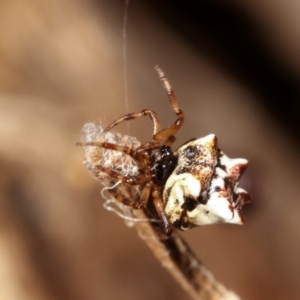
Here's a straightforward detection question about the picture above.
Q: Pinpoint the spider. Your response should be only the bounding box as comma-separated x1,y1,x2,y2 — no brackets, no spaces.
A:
78,66,251,239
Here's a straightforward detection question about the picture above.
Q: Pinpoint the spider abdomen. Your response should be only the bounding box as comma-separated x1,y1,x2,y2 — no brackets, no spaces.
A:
163,134,250,230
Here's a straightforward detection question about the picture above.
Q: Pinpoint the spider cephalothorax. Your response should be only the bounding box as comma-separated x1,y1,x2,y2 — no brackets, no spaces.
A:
78,66,251,239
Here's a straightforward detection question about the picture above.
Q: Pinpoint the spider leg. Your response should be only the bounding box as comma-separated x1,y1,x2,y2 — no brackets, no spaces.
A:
152,187,173,238
165,135,176,147
76,141,135,156
108,183,151,209
154,66,185,142
104,109,162,136
78,141,153,180
96,165,146,185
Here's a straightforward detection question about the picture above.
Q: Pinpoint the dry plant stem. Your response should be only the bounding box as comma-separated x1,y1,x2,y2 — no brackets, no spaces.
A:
134,209,240,300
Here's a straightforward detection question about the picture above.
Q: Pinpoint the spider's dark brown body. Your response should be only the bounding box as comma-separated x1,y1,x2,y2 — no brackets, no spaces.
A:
151,145,177,186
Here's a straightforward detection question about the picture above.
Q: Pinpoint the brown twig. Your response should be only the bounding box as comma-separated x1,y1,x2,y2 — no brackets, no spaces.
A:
134,209,240,300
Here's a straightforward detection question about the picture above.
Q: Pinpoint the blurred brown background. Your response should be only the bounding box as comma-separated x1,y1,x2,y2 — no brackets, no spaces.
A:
1,0,300,299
